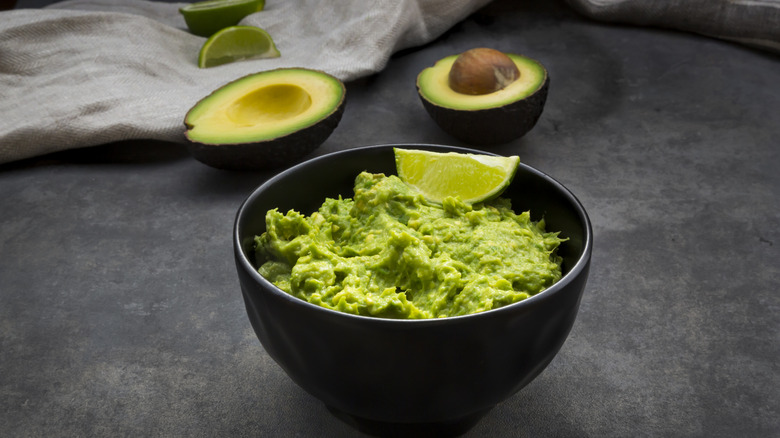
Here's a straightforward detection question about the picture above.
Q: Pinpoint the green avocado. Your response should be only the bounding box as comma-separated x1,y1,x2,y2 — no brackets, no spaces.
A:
184,68,346,170
417,52,549,146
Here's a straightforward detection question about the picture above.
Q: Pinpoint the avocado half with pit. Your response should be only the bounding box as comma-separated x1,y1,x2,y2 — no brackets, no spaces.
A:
417,49,549,146
184,68,346,170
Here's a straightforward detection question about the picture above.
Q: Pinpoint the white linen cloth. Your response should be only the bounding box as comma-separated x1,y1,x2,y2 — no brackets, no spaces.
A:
566,0,780,54
0,0,491,164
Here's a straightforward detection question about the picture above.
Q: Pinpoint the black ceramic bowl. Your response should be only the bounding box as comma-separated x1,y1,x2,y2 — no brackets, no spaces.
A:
234,144,592,437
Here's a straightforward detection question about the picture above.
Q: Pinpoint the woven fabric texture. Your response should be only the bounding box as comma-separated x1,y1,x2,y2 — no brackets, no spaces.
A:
0,0,490,164
566,0,780,53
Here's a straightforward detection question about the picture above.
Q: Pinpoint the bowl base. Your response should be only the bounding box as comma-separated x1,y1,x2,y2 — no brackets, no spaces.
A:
326,405,491,437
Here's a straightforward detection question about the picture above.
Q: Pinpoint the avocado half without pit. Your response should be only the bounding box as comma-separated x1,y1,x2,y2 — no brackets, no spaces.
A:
184,68,346,170
417,48,549,146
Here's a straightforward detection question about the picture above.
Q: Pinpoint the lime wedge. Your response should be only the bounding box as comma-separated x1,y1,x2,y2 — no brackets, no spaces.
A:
180,0,265,37
394,148,520,204
197,25,280,68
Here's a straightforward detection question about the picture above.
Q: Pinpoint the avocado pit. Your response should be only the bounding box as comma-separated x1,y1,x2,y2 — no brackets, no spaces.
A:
417,48,549,146
448,48,520,95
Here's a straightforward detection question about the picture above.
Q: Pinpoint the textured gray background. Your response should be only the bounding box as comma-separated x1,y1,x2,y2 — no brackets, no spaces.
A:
2,0,779,436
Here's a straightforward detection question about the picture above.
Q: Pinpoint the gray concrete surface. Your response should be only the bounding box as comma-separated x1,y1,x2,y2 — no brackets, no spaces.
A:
2,1,778,436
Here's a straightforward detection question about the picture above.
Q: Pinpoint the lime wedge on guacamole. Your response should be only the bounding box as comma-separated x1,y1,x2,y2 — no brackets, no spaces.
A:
180,0,265,37
394,148,520,204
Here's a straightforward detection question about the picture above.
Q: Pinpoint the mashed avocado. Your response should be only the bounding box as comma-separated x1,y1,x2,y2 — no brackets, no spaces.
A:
255,172,565,319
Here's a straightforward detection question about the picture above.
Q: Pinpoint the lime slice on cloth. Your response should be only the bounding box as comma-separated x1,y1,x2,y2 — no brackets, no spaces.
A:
180,0,265,37
394,148,520,204
197,25,280,68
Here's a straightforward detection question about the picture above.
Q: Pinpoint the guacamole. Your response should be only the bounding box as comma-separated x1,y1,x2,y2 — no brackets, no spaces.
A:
254,172,565,319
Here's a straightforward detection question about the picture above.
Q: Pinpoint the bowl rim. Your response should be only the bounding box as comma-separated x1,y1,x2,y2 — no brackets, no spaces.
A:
234,143,593,326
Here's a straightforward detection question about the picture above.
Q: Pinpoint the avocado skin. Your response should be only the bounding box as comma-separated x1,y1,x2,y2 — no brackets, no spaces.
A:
418,75,549,146
186,99,345,170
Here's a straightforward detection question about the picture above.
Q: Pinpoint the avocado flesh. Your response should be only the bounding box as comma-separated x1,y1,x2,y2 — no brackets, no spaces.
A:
418,54,545,110
184,68,345,169
417,53,548,145
186,69,343,144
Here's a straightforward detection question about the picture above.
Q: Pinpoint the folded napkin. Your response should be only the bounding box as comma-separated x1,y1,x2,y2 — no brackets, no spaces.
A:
0,0,490,164
566,0,780,53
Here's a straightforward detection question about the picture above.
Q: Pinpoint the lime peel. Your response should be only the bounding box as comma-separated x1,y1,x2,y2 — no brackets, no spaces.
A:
394,148,520,204
198,25,280,69
180,0,266,37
